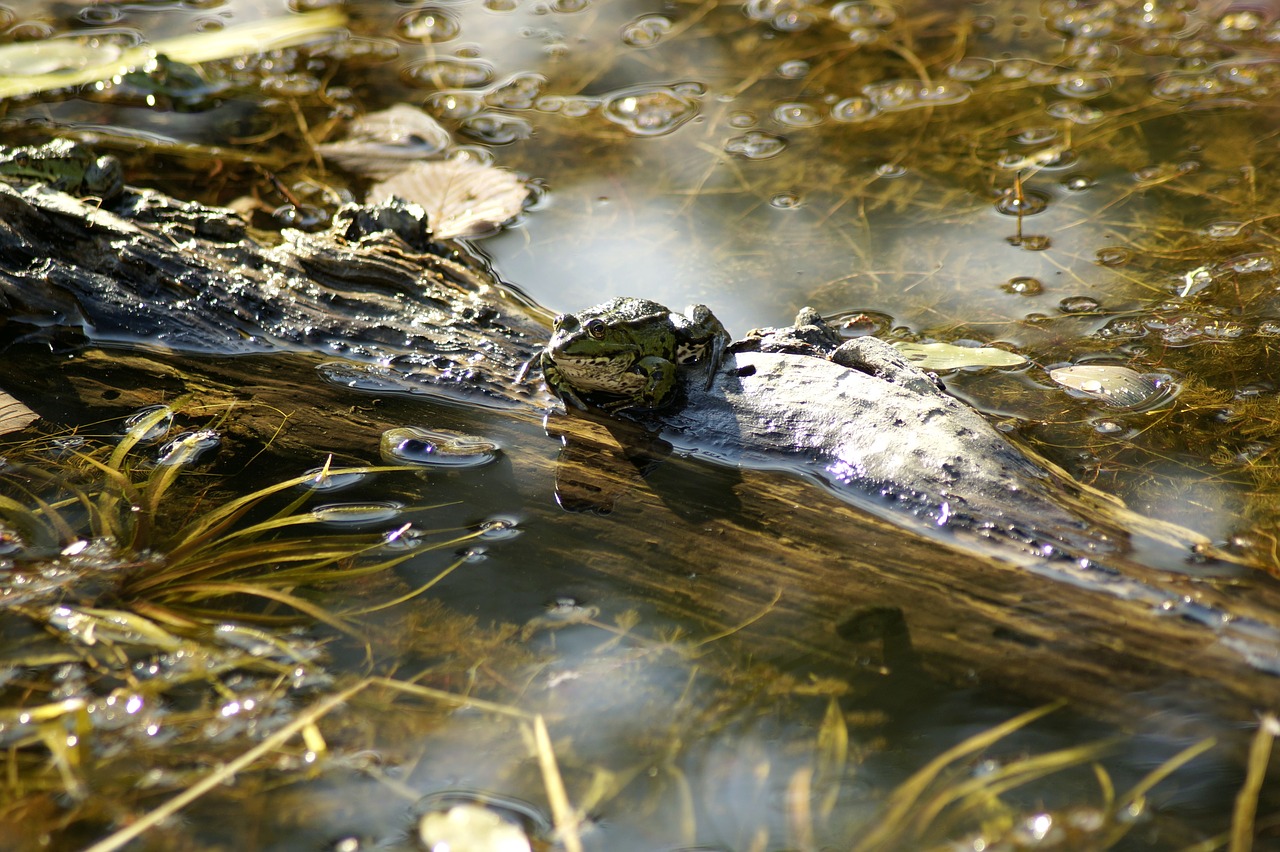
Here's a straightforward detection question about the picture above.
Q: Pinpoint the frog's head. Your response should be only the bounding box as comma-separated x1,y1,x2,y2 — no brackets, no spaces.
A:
546,309,635,362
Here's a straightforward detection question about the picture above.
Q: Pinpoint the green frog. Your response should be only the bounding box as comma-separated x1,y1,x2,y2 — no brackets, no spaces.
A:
527,297,730,411
0,139,124,199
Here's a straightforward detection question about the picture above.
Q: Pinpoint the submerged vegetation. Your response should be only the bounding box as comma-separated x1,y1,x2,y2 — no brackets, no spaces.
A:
1,0,1280,848
0,404,1268,849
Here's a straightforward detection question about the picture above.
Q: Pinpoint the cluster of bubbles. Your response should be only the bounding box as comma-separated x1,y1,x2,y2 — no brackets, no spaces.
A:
742,0,896,41
598,83,704,137
1152,61,1280,101
1040,1,1280,105
1095,307,1263,348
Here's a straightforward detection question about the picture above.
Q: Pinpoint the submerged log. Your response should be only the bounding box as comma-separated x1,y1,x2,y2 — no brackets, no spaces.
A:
2,179,1280,728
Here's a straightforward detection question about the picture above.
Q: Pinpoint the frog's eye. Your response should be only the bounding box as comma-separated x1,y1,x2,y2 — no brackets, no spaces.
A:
585,318,607,340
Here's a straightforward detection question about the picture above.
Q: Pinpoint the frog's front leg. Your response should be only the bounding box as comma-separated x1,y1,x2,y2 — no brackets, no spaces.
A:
604,355,677,411
831,337,946,395
542,362,590,410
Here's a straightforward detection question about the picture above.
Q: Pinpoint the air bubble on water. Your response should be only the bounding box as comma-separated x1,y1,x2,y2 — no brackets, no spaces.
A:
402,58,493,89
725,131,787,159
728,110,756,128
485,73,546,110
1201,220,1248,240
1003,276,1043,296
310,502,403,526
1055,73,1112,98
476,516,521,540
396,8,460,42
601,85,701,136
380,427,500,468
830,96,878,122
1094,247,1131,267
770,191,802,209
425,90,485,120
156,431,220,467
773,10,816,31
1216,10,1265,41
460,112,533,145
1045,100,1104,123
1000,59,1034,79
299,464,368,492
1258,320,1280,337
1016,126,1058,145
1218,252,1276,275
620,14,671,47
946,57,994,81
875,162,907,178
995,189,1049,216
772,102,822,126
122,405,174,443
830,1,896,28
1058,295,1101,314
1062,173,1095,191
778,59,810,79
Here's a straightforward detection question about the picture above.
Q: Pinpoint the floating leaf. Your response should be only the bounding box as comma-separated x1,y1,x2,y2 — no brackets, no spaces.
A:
367,159,528,239
318,104,452,178
893,341,1027,370
0,388,37,436
1049,365,1168,408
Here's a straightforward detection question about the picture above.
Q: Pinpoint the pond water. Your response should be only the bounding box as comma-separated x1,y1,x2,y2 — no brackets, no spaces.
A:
1,0,1280,849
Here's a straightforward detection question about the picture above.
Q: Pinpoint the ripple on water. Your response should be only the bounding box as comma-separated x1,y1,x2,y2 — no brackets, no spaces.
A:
601,84,702,137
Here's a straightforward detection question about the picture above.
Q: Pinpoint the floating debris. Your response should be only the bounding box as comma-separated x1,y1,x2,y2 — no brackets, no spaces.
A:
318,104,452,178
894,341,1027,370
0,388,37,437
368,159,528,238
415,791,547,852
1049,365,1172,409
